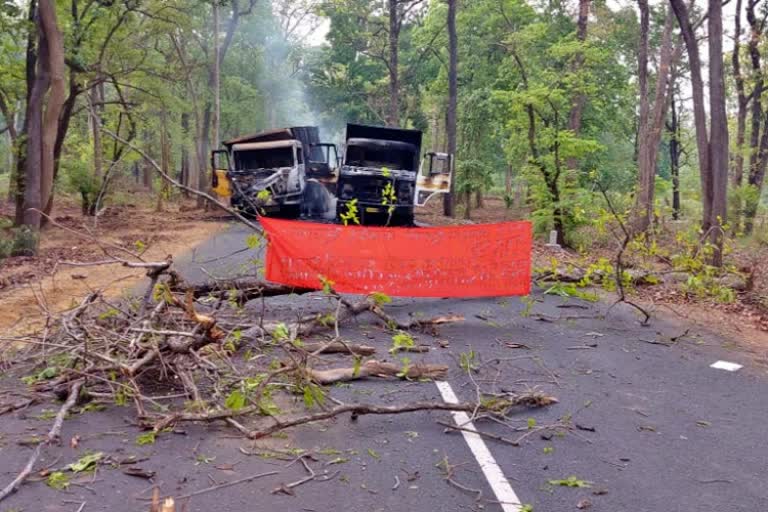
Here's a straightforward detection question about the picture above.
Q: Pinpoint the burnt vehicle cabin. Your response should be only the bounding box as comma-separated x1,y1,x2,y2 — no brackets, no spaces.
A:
211,126,336,217
337,124,422,226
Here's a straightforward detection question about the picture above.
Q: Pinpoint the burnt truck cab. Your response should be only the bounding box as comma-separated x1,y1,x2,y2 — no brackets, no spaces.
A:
336,124,453,226
211,126,337,217
336,124,423,226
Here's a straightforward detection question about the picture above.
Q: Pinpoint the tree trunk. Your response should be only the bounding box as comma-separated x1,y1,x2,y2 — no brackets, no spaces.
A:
21,8,51,230
633,8,674,234
707,0,729,266
180,112,190,195
90,85,103,181
197,104,212,208
0,95,18,203
37,0,66,221
387,0,400,127
212,0,221,148
732,0,747,190
443,0,458,217
744,0,765,234
505,165,512,195
669,0,713,234
566,0,590,171
668,90,681,220
14,0,38,225
157,109,170,212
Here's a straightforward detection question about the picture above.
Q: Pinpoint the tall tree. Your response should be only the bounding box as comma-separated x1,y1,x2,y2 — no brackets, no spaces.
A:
669,0,728,265
21,0,65,231
566,0,590,171
731,0,747,192
443,0,457,217
743,0,768,233
632,5,675,233
707,0,729,264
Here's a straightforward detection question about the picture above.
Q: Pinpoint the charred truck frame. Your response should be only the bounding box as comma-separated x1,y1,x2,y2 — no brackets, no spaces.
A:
336,123,453,226
211,126,337,217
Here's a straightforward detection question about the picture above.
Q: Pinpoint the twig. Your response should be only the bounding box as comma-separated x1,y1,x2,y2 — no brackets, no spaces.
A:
436,420,520,446
0,380,84,502
147,471,279,503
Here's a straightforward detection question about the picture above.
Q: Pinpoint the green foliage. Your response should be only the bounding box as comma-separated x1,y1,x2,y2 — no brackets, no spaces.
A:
68,452,103,473
245,234,262,249
339,198,361,226
369,291,392,307
271,323,290,342
389,331,415,354
21,366,60,385
319,275,336,294
548,476,592,488
459,349,478,373
225,389,247,411
396,357,412,378
46,472,70,490
301,382,326,409
544,282,598,302
135,432,157,446
8,226,38,257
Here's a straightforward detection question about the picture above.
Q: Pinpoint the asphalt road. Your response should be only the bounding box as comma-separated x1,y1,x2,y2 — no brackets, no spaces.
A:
2,222,767,512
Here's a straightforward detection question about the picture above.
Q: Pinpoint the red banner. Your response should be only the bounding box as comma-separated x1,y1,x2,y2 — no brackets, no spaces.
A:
261,218,532,298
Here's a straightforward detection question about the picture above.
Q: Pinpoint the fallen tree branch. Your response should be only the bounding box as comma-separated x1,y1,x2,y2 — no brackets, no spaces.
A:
172,276,314,303
306,360,448,384
242,393,557,440
300,341,376,356
0,397,39,416
0,380,84,502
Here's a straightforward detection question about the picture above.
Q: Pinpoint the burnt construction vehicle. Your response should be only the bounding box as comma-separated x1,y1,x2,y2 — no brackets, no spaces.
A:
211,126,338,218
336,123,453,226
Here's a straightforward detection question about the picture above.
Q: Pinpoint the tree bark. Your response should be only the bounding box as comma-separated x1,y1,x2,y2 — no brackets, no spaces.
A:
633,7,674,234
668,89,681,220
732,0,747,190
14,0,38,225
387,0,400,127
669,0,712,231
566,0,590,171
744,0,765,233
38,0,66,220
90,85,103,181
443,0,458,217
197,1,242,208
0,94,18,203
21,8,50,229
180,112,190,194
707,0,730,265
213,0,221,149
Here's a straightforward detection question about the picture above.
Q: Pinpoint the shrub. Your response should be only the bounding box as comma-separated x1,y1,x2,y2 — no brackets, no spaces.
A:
11,226,38,256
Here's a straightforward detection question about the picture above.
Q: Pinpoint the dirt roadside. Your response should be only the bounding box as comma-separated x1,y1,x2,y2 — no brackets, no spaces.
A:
0,199,228,336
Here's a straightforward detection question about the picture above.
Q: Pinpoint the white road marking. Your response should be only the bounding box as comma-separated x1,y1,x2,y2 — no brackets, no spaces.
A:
435,380,523,512
710,360,743,372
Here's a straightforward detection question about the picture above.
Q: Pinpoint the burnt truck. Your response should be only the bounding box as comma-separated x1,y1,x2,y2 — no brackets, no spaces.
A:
336,123,453,226
211,126,338,217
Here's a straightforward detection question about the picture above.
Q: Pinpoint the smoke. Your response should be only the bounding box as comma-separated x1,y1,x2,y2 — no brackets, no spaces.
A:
246,1,342,146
